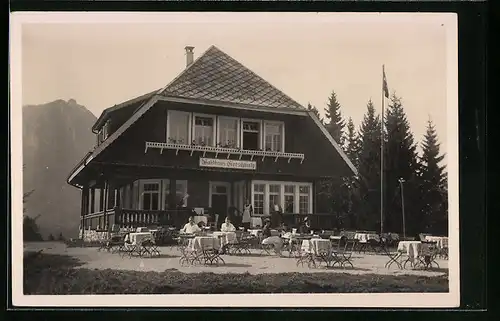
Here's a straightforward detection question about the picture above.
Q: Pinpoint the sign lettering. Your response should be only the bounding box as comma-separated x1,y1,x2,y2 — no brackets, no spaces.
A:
199,158,257,170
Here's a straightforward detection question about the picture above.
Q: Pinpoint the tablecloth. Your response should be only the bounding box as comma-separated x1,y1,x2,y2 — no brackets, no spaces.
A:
250,217,263,228
397,241,423,260
127,232,154,244
355,233,380,243
301,239,332,255
424,236,448,249
189,236,220,252
212,231,237,246
248,229,262,237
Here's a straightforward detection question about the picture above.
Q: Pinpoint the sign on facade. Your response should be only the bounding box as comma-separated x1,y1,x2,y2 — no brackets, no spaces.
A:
199,158,257,170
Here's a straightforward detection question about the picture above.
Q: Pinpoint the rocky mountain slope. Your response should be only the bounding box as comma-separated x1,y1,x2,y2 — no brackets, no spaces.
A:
23,99,97,239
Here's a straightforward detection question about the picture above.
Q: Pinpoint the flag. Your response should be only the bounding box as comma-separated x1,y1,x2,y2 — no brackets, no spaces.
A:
383,65,389,98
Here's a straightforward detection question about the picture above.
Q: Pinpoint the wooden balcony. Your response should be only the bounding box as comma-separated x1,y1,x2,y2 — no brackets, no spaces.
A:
145,141,305,163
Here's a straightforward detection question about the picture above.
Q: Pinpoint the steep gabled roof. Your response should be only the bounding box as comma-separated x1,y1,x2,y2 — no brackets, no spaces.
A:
92,90,158,132
68,45,358,186
159,45,305,110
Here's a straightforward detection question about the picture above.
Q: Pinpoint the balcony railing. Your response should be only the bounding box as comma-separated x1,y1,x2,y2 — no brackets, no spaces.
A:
82,208,337,231
145,141,305,163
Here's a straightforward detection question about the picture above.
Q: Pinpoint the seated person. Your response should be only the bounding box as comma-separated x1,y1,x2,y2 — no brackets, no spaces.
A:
298,217,311,234
261,219,283,256
181,216,201,234
220,217,236,232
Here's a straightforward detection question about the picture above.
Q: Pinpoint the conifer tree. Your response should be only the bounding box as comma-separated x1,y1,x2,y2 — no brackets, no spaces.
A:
419,118,447,234
356,99,382,230
384,94,420,235
345,117,361,166
324,91,345,146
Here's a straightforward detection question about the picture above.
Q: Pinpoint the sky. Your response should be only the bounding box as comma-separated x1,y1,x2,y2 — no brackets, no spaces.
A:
20,12,453,162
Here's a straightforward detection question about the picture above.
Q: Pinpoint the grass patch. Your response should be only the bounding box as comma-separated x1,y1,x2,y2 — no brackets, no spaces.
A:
24,252,449,294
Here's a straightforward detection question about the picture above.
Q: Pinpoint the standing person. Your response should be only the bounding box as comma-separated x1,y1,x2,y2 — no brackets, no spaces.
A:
270,202,282,228
242,200,252,230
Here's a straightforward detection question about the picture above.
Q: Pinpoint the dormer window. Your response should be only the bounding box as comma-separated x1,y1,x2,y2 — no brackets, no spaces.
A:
97,120,110,145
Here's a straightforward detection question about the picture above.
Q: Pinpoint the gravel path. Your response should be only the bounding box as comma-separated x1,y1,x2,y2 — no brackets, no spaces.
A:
24,242,448,277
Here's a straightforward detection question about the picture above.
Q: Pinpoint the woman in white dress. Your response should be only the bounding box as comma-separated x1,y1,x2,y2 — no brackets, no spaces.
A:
242,200,252,230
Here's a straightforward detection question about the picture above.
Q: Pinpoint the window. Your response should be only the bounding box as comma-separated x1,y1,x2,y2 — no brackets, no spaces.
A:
140,182,160,210
163,179,188,209
218,117,239,148
167,110,190,144
264,122,284,152
269,184,281,212
284,185,295,213
194,115,215,146
299,185,310,214
242,120,261,150
253,184,265,215
251,181,312,216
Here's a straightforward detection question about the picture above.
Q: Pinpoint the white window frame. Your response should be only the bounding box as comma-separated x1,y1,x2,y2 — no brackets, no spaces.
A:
166,110,192,145
240,118,263,150
263,121,285,152
217,116,240,148
251,180,313,216
192,113,217,147
138,179,161,211
298,185,312,215
252,183,266,215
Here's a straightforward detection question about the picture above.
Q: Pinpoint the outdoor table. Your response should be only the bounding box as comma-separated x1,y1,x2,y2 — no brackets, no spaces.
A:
424,236,448,249
299,239,334,268
397,241,438,269
212,231,237,247
189,236,224,266
354,233,380,243
127,232,154,244
248,229,262,237
250,217,263,228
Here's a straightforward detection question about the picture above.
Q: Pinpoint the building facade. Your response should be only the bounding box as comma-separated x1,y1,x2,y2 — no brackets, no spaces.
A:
67,45,357,238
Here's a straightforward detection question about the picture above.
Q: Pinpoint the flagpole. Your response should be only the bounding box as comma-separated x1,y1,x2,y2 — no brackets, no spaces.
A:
380,65,385,235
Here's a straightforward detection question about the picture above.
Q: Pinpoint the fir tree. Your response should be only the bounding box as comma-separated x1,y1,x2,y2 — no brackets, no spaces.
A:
384,94,420,235
307,103,323,124
356,99,382,230
324,91,345,146
345,117,361,166
419,118,447,234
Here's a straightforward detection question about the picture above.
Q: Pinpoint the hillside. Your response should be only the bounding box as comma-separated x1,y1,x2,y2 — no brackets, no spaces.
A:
23,99,97,239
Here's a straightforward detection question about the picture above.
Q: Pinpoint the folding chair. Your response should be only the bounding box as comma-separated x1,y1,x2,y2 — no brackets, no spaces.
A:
142,239,161,257
337,239,357,268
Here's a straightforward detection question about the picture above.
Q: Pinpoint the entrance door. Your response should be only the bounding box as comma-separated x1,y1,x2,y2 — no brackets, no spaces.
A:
209,182,230,228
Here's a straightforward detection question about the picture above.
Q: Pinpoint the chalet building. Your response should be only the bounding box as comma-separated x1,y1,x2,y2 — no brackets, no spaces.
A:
67,45,357,238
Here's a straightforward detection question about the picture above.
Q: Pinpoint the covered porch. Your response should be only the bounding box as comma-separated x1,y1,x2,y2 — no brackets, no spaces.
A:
75,162,337,238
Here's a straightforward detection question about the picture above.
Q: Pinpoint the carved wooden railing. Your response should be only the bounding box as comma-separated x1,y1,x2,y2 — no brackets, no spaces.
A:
144,141,305,163
114,208,193,229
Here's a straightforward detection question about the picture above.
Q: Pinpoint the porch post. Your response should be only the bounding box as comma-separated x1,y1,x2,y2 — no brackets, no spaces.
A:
90,188,95,213
103,180,108,230
80,187,88,240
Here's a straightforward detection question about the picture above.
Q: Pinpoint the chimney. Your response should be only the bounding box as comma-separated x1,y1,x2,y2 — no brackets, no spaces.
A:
185,46,195,67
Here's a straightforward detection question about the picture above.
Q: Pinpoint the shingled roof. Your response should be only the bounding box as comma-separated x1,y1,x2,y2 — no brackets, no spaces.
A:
159,45,305,110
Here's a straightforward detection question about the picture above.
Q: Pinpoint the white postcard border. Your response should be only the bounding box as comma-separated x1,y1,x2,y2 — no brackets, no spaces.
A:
9,12,460,308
